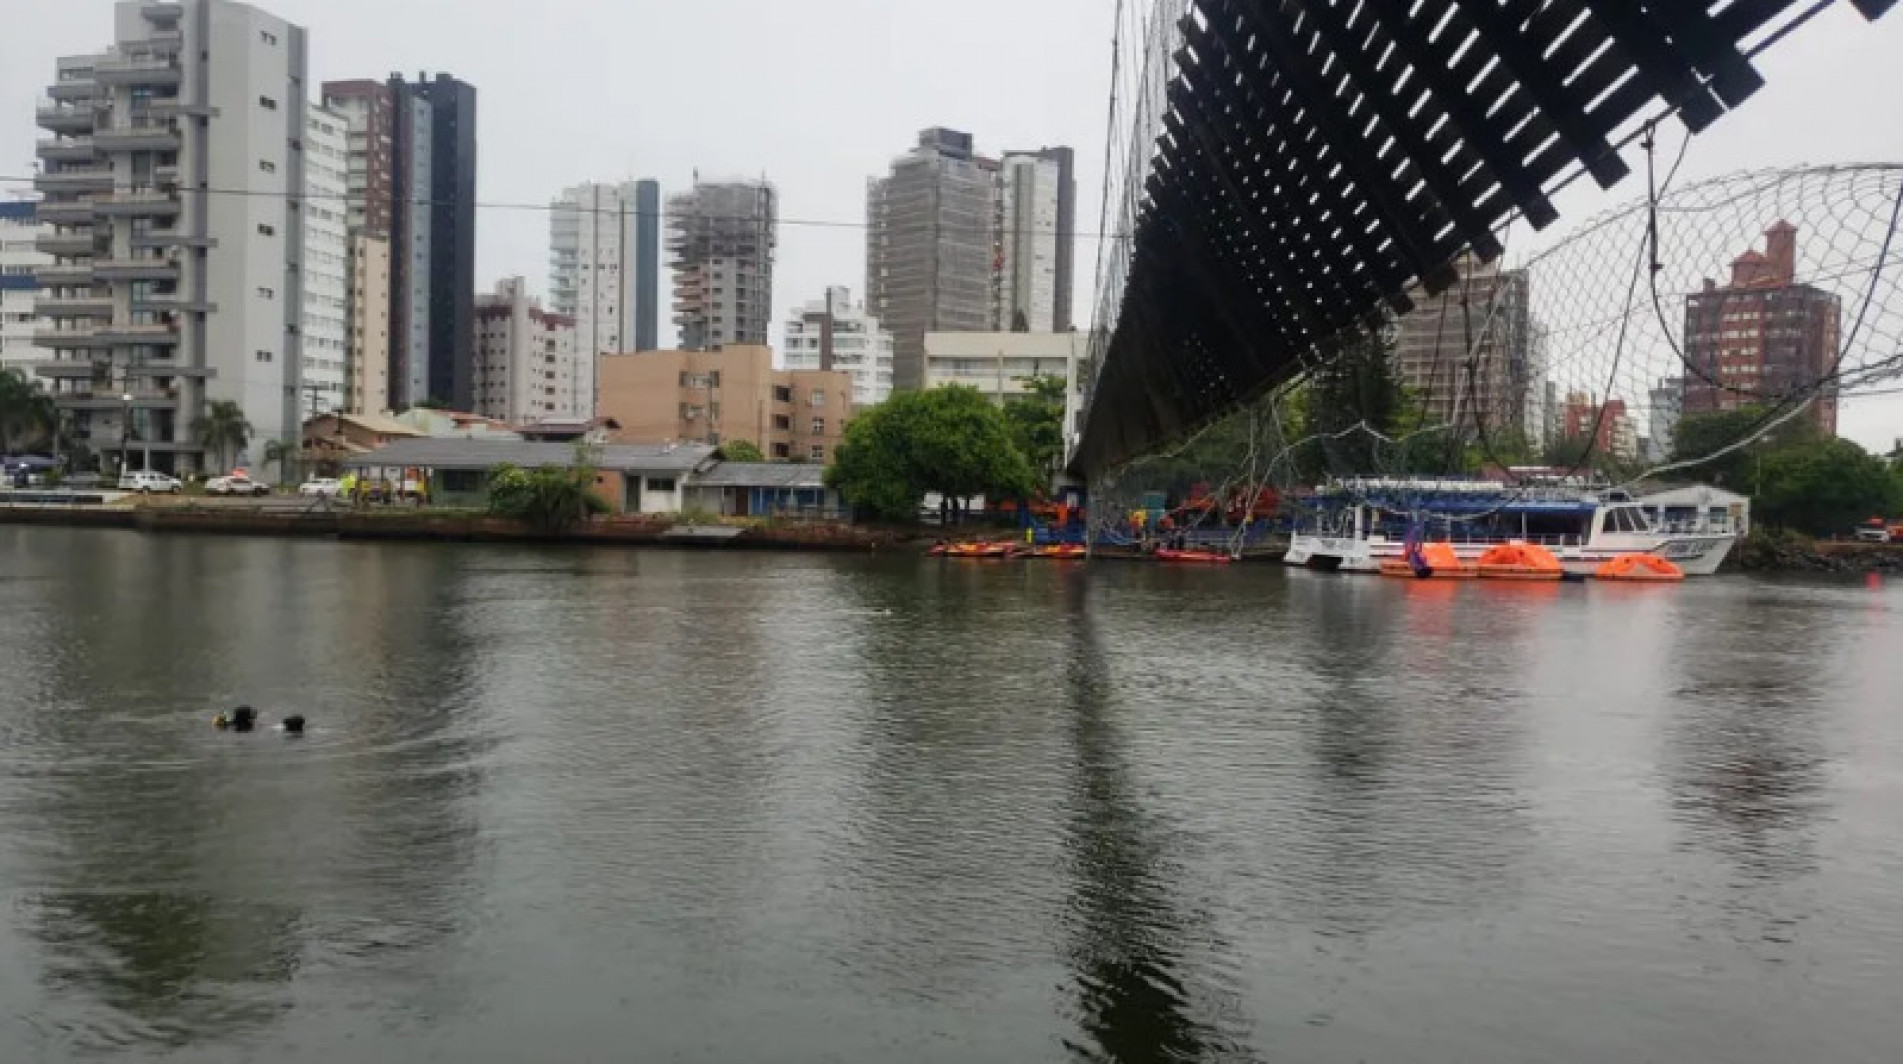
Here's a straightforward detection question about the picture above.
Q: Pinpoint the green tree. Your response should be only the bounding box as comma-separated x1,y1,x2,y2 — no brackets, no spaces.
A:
1003,374,1067,484
1671,406,1820,491
825,385,1037,522
716,439,766,463
0,367,56,457
487,449,609,532
1296,324,1402,481
1754,436,1902,535
192,400,253,474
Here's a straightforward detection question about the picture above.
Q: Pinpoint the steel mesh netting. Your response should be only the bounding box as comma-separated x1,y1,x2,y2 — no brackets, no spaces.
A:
1075,0,1898,478
1085,162,1903,535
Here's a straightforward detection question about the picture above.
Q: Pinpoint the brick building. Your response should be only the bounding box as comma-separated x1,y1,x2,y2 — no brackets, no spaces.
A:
1681,221,1841,434
596,345,852,463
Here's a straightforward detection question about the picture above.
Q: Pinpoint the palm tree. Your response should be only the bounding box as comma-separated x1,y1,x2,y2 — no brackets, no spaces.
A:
0,367,56,459
262,438,297,486
192,400,253,475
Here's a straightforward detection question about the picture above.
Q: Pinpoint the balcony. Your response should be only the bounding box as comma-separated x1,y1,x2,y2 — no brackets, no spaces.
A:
124,360,214,379
35,198,97,225
94,122,180,152
130,228,213,250
96,322,181,346
95,55,182,87
36,103,96,134
55,389,181,411
48,78,98,103
29,359,110,380
35,295,115,319
36,136,97,163
35,327,112,350
93,191,180,218
35,231,97,256
34,263,94,286
141,2,183,23
34,166,114,193
93,257,179,281
134,293,215,313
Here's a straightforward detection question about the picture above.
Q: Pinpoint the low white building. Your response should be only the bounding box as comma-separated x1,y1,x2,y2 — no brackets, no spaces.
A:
471,277,586,424
783,286,894,407
922,330,1088,455
0,201,48,378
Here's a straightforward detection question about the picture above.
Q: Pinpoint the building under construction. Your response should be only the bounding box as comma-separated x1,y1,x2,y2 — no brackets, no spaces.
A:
667,179,777,350
1390,253,1537,446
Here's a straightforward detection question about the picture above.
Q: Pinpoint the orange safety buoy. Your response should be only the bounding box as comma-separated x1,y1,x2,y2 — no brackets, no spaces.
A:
1595,552,1684,583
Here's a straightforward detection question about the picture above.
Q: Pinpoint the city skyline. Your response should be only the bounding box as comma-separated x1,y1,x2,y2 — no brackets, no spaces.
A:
3,0,1903,445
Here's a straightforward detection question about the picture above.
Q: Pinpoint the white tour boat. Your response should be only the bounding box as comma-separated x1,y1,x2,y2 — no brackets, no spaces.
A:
1284,478,1737,577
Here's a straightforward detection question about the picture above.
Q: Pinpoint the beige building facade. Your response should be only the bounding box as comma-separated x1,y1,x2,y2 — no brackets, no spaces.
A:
597,345,853,463
347,233,391,414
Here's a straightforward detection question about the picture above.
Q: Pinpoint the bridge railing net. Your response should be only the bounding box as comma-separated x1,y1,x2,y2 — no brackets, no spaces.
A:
1088,163,1903,528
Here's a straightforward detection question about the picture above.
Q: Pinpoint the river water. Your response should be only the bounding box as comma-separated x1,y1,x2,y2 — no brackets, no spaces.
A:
1,526,1900,1062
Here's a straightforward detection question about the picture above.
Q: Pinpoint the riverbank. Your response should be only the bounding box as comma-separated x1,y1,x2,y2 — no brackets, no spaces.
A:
0,497,909,552
1733,528,1903,573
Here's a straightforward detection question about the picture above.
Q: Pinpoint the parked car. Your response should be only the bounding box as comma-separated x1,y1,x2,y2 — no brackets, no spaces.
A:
118,470,182,494
206,474,271,497
298,477,342,498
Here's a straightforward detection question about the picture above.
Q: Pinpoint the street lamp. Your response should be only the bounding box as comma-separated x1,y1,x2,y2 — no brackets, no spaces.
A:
119,392,133,475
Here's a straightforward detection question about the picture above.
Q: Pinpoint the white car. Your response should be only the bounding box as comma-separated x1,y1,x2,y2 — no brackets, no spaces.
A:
118,470,182,494
298,477,342,498
206,474,271,497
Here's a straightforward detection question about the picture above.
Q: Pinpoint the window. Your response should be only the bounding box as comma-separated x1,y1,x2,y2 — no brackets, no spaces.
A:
257,286,274,299
809,445,825,461
811,418,825,435
255,349,273,362
646,477,676,492
810,389,826,407
772,414,791,431
442,469,484,493
772,385,792,403
259,95,277,110
260,30,278,45
259,159,276,173
771,443,790,459
708,371,720,387
257,223,275,236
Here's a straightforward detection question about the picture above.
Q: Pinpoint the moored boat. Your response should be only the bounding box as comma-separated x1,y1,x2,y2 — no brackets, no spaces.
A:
1155,548,1234,564
1596,552,1685,582
1285,478,1735,577
1476,542,1565,581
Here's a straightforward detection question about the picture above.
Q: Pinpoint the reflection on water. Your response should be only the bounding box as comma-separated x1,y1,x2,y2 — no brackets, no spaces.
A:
2,529,1902,1062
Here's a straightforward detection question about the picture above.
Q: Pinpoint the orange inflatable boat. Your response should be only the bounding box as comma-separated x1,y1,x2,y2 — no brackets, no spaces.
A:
1595,552,1684,582
1379,542,1479,579
1476,542,1565,581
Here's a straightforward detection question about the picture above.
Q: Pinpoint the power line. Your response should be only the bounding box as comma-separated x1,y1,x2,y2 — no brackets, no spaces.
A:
0,174,1132,242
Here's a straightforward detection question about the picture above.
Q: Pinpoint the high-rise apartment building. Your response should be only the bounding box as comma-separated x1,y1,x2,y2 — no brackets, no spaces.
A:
867,128,999,391
301,106,349,415
1647,377,1684,461
667,180,775,351
1681,221,1841,434
1390,253,1535,442
0,202,50,377
346,233,390,414
550,179,661,376
1561,392,1639,461
994,147,1076,333
33,0,309,473
471,276,584,423
783,286,894,407
321,71,477,412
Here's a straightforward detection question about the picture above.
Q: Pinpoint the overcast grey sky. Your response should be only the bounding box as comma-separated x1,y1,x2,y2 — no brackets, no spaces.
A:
4,0,1901,446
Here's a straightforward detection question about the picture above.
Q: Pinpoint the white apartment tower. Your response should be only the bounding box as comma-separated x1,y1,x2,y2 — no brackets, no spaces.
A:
0,202,51,377
32,0,308,473
301,105,349,415
471,277,584,423
550,179,661,366
994,152,1063,333
783,286,894,407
